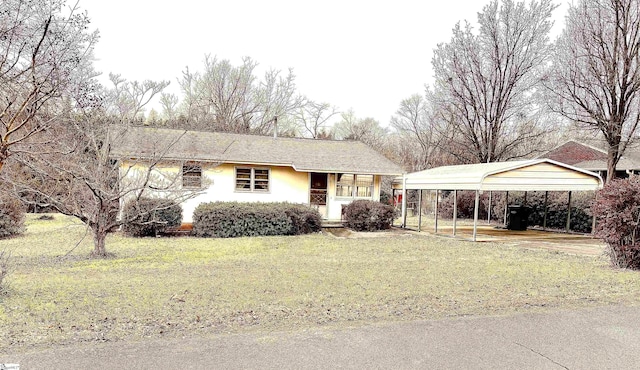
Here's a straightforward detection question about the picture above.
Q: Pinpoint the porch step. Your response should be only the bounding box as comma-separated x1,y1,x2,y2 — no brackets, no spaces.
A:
321,221,344,228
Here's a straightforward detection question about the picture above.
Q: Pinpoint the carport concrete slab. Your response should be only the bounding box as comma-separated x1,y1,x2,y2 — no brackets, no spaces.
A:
413,225,606,256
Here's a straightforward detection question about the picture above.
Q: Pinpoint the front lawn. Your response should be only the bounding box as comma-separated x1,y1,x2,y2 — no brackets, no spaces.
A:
1,214,639,352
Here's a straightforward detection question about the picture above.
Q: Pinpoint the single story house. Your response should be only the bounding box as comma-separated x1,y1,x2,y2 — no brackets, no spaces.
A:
538,140,640,179
110,126,403,223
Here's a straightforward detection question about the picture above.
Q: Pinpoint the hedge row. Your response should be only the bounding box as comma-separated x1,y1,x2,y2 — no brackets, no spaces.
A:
192,202,321,238
436,190,594,233
343,200,396,231
122,198,182,237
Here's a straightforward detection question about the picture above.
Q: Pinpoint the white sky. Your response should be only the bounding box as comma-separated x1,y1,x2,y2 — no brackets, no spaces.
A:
80,0,569,126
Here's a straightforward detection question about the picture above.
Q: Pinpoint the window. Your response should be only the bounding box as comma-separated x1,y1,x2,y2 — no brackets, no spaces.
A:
336,173,354,197
336,173,373,198
235,167,270,192
355,174,373,197
182,163,202,188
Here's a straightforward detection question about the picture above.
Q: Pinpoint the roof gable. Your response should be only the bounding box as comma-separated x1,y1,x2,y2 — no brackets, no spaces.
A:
394,159,603,191
110,126,403,175
538,140,607,165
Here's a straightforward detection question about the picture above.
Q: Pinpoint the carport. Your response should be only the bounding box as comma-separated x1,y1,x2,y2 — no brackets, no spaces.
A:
392,159,604,241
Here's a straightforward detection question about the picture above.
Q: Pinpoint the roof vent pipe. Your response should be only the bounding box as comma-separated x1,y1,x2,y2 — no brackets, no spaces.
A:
273,116,278,138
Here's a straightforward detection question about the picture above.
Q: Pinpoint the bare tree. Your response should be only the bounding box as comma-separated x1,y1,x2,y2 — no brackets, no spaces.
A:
6,78,195,256
159,92,179,122
176,55,304,134
333,110,388,149
254,68,306,135
545,0,640,183
295,101,339,138
106,73,169,121
390,94,447,171
0,0,98,172
431,0,556,163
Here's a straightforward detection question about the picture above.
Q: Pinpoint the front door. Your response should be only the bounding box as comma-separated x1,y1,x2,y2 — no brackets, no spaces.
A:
310,173,328,218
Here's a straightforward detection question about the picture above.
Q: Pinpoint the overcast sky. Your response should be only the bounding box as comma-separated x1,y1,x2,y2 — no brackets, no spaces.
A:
81,0,569,126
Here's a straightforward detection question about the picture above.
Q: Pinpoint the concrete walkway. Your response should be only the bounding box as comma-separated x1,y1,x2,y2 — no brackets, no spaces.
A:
4,305,640,369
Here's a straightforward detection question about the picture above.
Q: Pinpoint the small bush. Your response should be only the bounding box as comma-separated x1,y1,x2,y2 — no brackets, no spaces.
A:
283,203,323,235
343,200,396,232
122,198,182,237
0,248,10,294
192,202,322,238
0,195,25,238
592,177,640,269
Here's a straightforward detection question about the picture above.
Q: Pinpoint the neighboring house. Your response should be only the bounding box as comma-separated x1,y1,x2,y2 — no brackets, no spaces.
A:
111,126,403,223
538,140,640,179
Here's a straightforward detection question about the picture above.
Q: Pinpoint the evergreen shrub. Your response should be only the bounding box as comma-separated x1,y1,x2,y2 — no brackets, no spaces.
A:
436,191,594,233
592,177,640,269
192,202,322,238
122,198,182,237
343,200,396,231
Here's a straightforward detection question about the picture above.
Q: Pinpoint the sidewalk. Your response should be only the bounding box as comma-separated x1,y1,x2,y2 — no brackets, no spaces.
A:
4,305,640,369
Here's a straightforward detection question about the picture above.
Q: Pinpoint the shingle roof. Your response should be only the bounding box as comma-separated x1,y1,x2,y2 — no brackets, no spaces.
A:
538,139,640,171
110,126,403,175
537,140,607,165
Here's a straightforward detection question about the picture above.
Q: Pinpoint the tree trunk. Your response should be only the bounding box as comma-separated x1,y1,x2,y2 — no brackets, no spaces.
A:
607,145,620,184
0,146,7,173
91,226,108,257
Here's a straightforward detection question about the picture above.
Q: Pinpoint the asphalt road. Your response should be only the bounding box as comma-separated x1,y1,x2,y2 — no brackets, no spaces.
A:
3,305,640,369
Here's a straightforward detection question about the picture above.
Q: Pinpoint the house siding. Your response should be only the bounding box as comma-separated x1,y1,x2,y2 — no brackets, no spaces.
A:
325,174,382,220
180,163,309,222
120,160,385,224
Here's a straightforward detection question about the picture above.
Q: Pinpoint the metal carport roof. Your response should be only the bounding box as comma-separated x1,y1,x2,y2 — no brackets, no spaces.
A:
392,159,603,192
392,159,604,241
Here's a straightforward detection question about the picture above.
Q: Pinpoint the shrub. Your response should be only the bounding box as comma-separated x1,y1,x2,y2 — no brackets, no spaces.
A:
122,198,182,237
192,202,322,238
0,195,25,238
436,190,594,233
283,203,323,235
437,191,503,221
526,191,594,233
343,200,396,231
592,177,640,269
0,248,10,294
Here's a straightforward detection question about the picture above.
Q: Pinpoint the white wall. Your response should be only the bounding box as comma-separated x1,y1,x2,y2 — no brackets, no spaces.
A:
119,160,383,223
325,174,382,220
180,163,309,222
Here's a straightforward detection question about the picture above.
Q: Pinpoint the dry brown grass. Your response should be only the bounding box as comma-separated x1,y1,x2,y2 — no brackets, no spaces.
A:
1,214,639,353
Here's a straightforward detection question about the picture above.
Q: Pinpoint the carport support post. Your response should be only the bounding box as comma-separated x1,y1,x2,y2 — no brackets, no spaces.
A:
401,175,407,228
434,190,439,233
473,190,480,242
487,191,492,224
543,191,549,230
453,190,458,236
417,190,423,232
503,191,509,227
391,189,395,226
591,192,598,234
566,191,572,232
